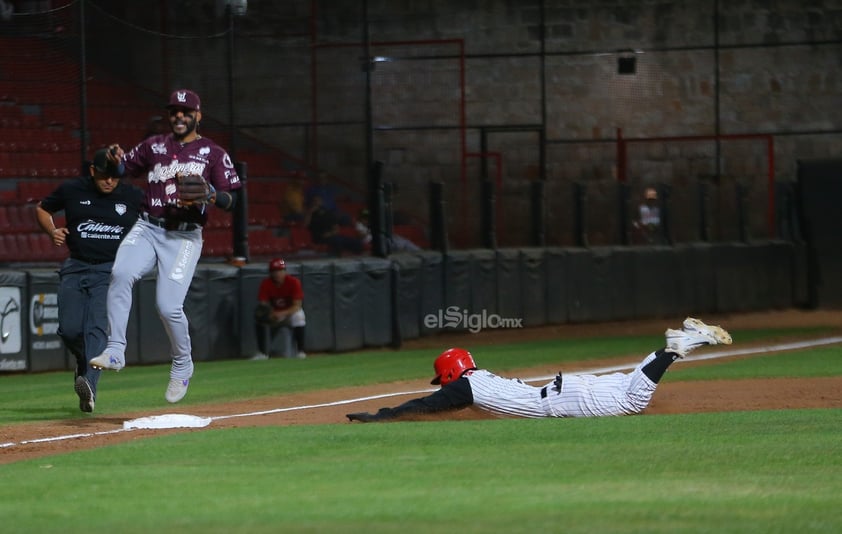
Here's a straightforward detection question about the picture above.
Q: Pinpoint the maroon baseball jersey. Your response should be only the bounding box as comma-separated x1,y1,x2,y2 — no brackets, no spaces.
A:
122,133,242,225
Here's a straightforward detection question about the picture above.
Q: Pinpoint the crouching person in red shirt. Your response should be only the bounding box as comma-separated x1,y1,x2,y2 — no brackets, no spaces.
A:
252,258,306,359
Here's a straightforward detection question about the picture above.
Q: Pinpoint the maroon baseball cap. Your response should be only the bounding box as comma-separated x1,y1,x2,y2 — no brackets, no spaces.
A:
269,258,286,272
167,89,201,111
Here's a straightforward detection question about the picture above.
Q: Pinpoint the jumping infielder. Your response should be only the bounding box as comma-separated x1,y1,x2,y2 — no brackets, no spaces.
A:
90,89,241,404
347,317,732,422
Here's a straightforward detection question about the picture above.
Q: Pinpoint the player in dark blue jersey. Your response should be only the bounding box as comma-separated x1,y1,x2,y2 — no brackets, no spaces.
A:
35,148,144,413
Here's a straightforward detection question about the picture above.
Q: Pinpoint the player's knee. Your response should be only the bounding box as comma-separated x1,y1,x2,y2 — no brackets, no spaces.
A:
110,267,142,286
156,302,184,322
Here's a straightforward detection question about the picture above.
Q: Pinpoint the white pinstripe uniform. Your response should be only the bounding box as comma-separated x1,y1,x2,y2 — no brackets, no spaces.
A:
467,352,658,418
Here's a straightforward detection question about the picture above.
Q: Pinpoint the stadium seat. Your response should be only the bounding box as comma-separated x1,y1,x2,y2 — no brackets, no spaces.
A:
202,229,233,258
206,209,232,229
0,234,17,261
248,202,281,227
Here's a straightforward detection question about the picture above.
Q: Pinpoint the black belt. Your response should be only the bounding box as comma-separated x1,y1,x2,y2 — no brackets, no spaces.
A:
70,257,113,266
142,212,201,231
541,373,564,399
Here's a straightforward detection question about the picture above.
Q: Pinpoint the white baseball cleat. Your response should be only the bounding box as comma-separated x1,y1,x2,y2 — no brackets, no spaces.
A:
90,352,125,371
294,351,307,359
665,317,732,358
165,378,190,403
249,352,269,361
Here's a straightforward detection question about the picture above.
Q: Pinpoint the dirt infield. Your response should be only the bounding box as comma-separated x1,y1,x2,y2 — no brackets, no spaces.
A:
2,310,841,465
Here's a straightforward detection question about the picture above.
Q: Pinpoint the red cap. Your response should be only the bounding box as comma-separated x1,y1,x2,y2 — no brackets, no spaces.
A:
167,89,201,111
269,258,286,272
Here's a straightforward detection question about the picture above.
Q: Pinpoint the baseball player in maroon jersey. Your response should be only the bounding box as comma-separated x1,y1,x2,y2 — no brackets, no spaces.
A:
347,317,732,422
90,89,242,404
252,257,306,359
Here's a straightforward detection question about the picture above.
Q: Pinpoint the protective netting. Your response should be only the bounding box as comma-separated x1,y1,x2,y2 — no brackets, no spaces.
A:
2,1,830,255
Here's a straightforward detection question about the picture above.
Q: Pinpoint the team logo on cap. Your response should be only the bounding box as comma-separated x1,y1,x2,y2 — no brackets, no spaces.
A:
176,91,188,103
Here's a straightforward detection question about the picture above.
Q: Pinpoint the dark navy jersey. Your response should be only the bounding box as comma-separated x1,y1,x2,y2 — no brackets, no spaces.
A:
39,176,144,264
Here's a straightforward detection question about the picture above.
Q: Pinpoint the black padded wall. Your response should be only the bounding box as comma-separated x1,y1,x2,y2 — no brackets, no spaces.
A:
333,259,365,352
191,265,240,360
608,247,637,321
675,243,718,315
301,260,334,352
544,248,569,324
469,249,498,317
520,248,547,327
418,251,444,335
361,257,393,347
443,251,472,332
27,270,64,372
629,245,682,319
797,159,842,308
496,249,522,323
4,241,805,372
237,262,270,358
566,247,613,322
392,253,422,340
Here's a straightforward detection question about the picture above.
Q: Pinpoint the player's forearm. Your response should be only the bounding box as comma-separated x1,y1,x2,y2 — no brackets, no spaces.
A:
35,204,58,236
213,190,237,211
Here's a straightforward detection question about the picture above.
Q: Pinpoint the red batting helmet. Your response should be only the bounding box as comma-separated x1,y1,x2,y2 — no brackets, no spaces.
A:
431,347,477,386
269,258,286,272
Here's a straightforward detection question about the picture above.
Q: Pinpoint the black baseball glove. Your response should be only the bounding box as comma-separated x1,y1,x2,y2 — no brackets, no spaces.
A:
254,302,272,321
177,173,214,206
347,408,399,422
346,412,380,423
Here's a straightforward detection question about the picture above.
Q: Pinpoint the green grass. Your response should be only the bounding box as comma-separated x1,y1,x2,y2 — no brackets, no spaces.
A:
1,325,841,533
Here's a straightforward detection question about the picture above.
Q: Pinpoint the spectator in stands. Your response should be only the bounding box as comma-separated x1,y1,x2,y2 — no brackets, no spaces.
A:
356,208,421,253
251,257,306,360
281,170,307,223
304,170,339,212
34,148,144,413
633,186,663,244
305,194,365,256
304,170,352,226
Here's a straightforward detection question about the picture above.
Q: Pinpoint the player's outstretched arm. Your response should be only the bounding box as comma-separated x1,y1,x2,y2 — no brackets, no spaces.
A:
347,379,473,423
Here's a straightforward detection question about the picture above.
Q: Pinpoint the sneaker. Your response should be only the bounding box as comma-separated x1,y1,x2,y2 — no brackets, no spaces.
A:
74,375,95,413
294,351,307,359
665,317,733,357
165,378,190,403
250,352,269,361
90,352,125,371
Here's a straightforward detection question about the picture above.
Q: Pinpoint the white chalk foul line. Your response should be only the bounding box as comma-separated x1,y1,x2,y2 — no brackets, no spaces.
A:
3,335,841,451
523,335,842,384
